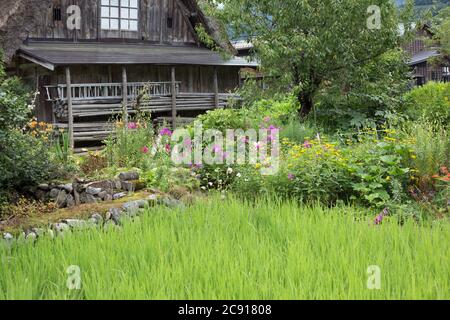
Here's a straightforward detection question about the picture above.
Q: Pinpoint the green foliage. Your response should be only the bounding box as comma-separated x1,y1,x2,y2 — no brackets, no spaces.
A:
0,56,31,134
316,49,410,130
53,132,71,164
0,130,63,190
403,82,450,125
403,121,449,177
197,108,248,132
346,130,412,207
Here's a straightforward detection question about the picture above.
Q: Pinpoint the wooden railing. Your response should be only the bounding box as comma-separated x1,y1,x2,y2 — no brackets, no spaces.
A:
45,82,180,102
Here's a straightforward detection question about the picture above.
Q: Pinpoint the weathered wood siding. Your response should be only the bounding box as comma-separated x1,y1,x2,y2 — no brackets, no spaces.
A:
29,0,197,45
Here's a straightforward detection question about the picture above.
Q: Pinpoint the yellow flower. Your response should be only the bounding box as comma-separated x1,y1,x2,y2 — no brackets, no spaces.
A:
255,163,262,169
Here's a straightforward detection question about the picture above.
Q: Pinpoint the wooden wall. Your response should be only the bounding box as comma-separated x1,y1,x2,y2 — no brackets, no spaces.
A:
29,0,198,45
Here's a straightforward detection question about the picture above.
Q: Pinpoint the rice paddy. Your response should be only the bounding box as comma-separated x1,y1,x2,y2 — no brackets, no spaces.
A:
1,198,449,300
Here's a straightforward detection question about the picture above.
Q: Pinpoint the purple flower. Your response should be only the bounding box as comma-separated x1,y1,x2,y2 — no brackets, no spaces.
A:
303,140,312,149
263,116,271,123
288,173,295,181
374,208,389,225
160,127,173,137
212,144,222,153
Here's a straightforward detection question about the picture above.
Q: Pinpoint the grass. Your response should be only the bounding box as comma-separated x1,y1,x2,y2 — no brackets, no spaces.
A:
0,197,449,300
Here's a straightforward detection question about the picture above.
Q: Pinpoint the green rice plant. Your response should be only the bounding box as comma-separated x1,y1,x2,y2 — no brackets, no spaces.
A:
0,197,448,300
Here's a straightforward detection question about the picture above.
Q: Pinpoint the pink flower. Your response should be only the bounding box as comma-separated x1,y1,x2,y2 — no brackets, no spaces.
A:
263,116,271,123
128,122,137,129
184,138,192,146
212,144,222,153
303,140,312,149
142,146,149,154
165,144,171,153
288,173,295,181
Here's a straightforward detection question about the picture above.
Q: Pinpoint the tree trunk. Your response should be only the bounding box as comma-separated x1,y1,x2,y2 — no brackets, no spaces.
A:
298,92,314,117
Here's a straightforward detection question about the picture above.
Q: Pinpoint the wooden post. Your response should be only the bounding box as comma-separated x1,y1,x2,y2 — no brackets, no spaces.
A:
65,67,74,149
122,66,128,126
171,66,177,129
213,66,219,109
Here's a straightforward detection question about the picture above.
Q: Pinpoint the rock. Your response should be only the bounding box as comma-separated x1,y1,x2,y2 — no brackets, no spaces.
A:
86,187,102,196
25,232,37,242
31,228,46,237
98,191,108,200
121,180,145,192
66,194,75,208
52,223,70,235
56,190,68,208
87,180,116,193
90,213,103,225
114,180,122,190
38,183,50,191
104,194,113,202
119,171,140,181
80,193,99,204
112,192,127,200
160,197,185,209
49,188,60,200
123,200,148,211
62,183,73,193
108,208,122,225
3,233,13,241
63,219,88,230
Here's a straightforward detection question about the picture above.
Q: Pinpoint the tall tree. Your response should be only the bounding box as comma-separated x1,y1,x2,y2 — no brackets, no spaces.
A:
214,0,414,116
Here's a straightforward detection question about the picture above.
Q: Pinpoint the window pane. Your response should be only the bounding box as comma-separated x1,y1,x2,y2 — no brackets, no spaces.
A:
110,7,119,18
130,0,138,8
101,0,109,6
110,0,119,6
101,18,110,29
121,0,129,7
129,20,138,31
101,6,110,18
129,9,138,19
110,18,119,29
121,19,129,30
121,8,129,19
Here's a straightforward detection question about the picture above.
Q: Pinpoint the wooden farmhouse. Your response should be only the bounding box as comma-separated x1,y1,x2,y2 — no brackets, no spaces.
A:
0,0,256,150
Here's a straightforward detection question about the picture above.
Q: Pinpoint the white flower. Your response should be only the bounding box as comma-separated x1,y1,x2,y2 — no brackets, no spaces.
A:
227,167,233,175
208,182,213,187
236,173,242,178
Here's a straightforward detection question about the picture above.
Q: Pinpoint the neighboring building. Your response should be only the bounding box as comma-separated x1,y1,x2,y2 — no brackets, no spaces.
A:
0,0,256,150
404,24,450,85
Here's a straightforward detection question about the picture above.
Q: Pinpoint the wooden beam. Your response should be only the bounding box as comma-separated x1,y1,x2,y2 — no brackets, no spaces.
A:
65,67,74,149
171,66,177,129
213,67,219,109
122,66,128,125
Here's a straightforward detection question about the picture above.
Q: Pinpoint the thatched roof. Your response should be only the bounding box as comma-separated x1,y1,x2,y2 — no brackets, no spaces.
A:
0,0,236,64
0,0,52,63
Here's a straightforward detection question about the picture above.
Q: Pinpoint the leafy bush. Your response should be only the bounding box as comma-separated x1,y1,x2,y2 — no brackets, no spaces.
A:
403,82,450,125
346,129,412,208
0,130,63,190
0,62,31,134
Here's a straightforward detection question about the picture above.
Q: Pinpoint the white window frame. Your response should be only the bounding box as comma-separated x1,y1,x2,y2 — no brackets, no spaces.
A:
101,0,139,32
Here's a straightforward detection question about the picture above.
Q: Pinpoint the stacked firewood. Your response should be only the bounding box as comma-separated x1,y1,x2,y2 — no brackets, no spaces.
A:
53,100,68,120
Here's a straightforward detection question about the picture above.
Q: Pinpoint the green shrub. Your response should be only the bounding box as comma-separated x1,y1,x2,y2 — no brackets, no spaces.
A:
346,129,412,208
0,130,63,190
403,82,450,125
